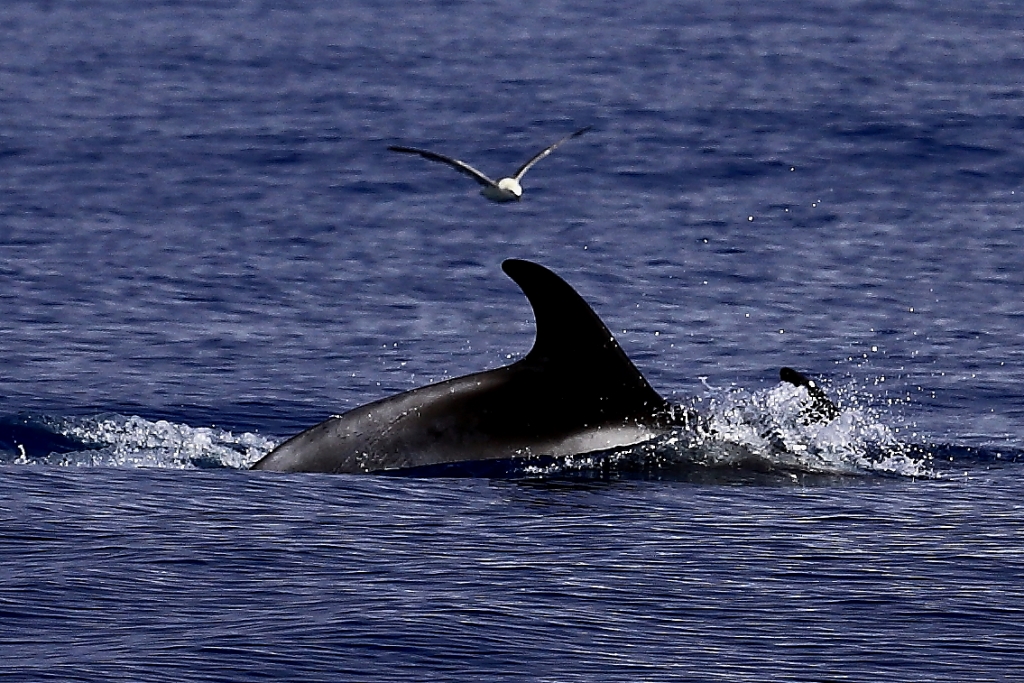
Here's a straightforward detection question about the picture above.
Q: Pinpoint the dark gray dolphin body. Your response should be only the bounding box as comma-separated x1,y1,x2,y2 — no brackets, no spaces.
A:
251,259,681,474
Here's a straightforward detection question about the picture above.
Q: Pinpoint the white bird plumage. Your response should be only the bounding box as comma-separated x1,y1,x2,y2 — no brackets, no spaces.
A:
388,126,592,202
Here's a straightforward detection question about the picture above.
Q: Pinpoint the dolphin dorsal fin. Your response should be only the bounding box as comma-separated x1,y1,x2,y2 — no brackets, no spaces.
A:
501,259,669,417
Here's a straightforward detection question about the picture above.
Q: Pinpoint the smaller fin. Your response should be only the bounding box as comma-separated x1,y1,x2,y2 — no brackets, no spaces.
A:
780,367,840,423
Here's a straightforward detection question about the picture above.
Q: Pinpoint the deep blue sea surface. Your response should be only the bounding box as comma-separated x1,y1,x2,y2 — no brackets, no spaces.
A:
2,0,1023,680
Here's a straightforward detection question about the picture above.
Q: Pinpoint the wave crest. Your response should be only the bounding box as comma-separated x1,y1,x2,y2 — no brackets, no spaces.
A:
3,414,275,470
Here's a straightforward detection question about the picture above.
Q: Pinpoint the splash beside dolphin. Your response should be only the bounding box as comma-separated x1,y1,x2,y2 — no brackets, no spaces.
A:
780,367,840,423
251,259,683,474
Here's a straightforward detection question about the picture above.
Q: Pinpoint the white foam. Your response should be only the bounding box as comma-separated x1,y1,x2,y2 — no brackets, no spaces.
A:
691,380,935,478
45,415,276,470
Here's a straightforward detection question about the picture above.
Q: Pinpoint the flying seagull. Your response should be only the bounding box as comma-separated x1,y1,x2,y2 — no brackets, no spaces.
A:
388,125,592,202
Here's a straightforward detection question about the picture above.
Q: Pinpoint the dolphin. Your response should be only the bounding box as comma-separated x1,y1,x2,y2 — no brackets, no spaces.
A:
251,258,684,474
387,126,591,202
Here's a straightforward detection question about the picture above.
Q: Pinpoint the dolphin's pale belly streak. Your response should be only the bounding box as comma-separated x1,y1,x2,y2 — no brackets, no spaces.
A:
252,259,678,475
259,408,664,474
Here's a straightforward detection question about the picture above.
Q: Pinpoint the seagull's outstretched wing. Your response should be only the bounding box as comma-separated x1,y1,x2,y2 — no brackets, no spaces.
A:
387,146,498,189
511,125,592,181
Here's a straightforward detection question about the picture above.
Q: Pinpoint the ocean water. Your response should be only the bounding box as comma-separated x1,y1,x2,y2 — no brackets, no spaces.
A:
2,0,1023,680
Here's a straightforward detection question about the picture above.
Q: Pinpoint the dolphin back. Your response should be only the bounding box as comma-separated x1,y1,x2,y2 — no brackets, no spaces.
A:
252,260,673,474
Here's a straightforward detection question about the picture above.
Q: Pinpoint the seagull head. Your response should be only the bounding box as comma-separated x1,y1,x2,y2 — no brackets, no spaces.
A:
484,177,523,202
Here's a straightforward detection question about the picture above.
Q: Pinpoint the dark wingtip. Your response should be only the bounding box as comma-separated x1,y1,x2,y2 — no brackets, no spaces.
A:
572,125,593,137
